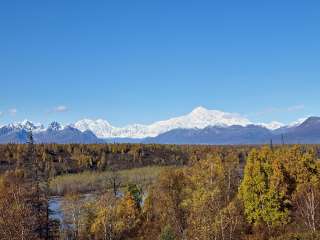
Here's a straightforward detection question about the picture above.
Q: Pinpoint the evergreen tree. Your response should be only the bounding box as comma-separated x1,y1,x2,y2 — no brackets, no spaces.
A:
23,130,36,180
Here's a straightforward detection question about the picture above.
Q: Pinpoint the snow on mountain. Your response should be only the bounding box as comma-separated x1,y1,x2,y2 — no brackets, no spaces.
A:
1,108,309,140
47,121,64,131
288,118,308,127
9,120,45,132
74,106,253,138
4,120,66,133
144,106,252,137
74,119,117,137
259,121,284,130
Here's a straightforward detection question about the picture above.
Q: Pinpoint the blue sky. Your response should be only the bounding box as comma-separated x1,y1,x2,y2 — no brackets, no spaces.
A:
1,0,319,126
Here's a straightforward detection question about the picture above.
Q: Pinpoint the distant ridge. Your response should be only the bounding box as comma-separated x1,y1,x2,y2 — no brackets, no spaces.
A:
0,121,102,144
0,108,318,144
74,106,253,138
74,106,290,139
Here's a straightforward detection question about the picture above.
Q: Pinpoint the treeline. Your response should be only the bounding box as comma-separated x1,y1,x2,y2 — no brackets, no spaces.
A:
0,133,53,240
53,146,320,240
69,145,320,239
0,143,250,175
122,145,320,240
2,140,320,239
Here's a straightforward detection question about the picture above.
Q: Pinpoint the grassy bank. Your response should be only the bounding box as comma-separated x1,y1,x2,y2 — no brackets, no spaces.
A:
49,165,172,196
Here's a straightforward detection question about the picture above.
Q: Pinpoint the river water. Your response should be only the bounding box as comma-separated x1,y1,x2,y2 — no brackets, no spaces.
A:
49,196,64,222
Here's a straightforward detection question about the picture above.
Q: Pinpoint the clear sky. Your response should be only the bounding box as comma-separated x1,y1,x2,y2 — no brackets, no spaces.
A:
1,0,319,126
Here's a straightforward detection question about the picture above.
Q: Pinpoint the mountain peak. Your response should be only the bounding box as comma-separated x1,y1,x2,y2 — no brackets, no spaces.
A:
48,121,63,131
74,119,114,138
73,107,254,138
191,106,209,114
1,107,314,139
306,116,320,122
299,117,320,127
9,120,44,131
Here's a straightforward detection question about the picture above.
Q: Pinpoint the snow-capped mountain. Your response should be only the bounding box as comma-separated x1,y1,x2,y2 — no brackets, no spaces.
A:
144,117,320,145
75,107,254,138
8,120,45,132
1,107,308,140
74,119,116,137
74,107,294,139
288,118,308,128
47,121,64,131
0,120,101,144
5,120,66,133
0,108,317,144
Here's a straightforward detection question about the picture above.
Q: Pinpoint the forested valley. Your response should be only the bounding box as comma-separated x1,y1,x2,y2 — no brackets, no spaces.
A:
1,132,320,239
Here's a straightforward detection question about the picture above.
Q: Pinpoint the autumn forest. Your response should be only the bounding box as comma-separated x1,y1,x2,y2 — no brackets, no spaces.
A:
1,132,320,240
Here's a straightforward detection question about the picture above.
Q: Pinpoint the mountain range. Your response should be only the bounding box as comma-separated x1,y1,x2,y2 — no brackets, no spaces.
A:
0,107,319,144
0,121,102,144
